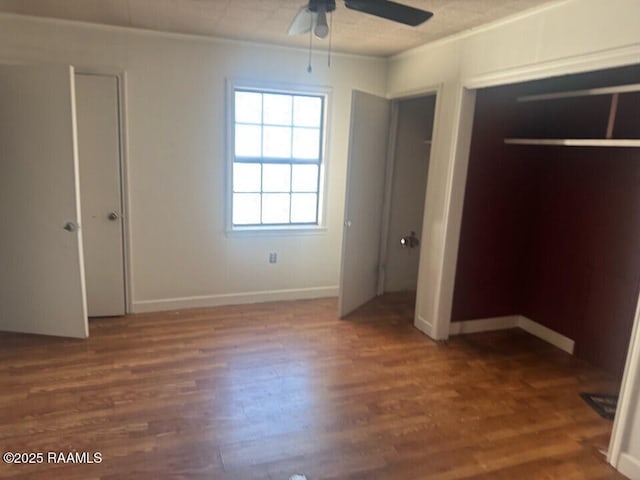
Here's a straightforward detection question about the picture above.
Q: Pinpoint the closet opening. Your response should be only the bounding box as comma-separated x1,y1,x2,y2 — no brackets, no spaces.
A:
453,63,640,450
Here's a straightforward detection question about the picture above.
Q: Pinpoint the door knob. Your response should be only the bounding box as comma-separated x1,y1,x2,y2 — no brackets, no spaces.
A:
63,221,79,232
400,231,420,248
108,211,120,221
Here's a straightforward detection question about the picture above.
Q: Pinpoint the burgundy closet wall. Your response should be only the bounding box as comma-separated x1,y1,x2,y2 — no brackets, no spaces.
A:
451,89,534,321
451,66,640,376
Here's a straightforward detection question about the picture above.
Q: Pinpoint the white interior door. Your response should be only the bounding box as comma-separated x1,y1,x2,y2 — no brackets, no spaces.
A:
0,64,88,338
75,74,126,317
339,90,391,317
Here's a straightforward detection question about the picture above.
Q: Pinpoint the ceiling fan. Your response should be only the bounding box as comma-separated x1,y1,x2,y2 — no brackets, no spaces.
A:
288,0,434,39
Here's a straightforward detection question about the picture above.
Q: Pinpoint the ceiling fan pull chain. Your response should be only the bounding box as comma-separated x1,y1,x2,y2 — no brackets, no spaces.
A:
307,26,313,73
328,10,333,67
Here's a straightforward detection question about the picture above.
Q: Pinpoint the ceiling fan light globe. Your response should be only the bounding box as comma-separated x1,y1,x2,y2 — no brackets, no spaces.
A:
314,23,329,38
314,8,329,38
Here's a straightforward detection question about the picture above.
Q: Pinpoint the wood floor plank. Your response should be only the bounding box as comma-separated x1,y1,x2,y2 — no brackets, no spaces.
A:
0,293,625,479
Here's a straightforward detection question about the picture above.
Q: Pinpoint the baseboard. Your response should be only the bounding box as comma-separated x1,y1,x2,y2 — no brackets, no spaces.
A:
449,315,519,335
414,315,433,337
450,314,575,355
518,316,575,354
617,452,640,480
132,286,338,313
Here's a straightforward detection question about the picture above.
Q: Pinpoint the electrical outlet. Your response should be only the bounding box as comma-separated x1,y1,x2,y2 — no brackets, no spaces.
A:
269,252,277,264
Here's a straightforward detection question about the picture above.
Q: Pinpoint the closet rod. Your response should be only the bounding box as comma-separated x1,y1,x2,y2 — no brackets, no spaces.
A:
517,83,640,103
504,138,640,147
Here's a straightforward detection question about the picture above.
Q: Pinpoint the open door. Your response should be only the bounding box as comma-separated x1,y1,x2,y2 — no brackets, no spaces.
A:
0,64,89,338
339,90,391,317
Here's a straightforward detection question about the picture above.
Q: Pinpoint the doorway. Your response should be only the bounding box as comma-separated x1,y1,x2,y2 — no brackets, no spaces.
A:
339,91,437,318
453,65,640,376
75,73,127,317
454,64,640,472
379,95,435,299
0,65,128,338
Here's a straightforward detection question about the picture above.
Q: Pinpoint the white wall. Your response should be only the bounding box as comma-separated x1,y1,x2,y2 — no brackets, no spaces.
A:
386,0,640,474
0,13,387,312
2,2,639,476
384,96,434,293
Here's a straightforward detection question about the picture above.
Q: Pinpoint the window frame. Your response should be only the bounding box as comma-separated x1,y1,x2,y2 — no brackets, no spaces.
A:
226,79,331,234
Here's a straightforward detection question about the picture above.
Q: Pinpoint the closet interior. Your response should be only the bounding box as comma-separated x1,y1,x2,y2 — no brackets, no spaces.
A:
452,64,640,377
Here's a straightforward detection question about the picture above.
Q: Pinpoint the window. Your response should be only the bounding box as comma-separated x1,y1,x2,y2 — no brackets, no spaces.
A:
231,86,326,229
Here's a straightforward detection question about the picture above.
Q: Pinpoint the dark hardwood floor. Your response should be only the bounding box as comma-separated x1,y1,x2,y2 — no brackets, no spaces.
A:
0,293,625,479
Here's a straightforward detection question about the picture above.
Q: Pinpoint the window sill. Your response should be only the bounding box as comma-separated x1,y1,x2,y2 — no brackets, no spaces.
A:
225,225,328,237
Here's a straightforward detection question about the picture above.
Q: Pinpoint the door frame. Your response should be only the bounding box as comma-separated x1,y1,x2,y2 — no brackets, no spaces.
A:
75,67,133,315
442,48,640,343
383,84,445,334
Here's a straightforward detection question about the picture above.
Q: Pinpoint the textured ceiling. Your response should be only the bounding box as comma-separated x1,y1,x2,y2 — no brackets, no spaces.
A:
0,0,558,57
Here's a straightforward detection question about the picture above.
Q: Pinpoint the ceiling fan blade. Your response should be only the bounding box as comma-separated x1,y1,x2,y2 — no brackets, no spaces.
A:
288,6,316,35
344,0,433,26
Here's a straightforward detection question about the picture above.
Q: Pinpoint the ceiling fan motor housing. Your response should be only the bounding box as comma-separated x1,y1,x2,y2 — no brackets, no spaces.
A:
308,0,336,13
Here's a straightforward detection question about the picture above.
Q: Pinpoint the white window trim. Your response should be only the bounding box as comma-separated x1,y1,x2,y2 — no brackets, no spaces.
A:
225,78,332,235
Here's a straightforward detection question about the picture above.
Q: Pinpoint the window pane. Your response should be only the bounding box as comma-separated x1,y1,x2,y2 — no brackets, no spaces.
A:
292,127,320,160
235,91,262,124
293,96,322,127
235,124,261,157
262,193,290,224
233,89,325,229
233,163,261,192
262,164,291,192
263,94,292,126
291,193,317,223
291,164,318,192
233,193,261,225
263,126,291,158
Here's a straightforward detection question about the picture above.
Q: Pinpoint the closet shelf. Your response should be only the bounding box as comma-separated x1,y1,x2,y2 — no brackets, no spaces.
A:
509,82,639,146
504,138,640,147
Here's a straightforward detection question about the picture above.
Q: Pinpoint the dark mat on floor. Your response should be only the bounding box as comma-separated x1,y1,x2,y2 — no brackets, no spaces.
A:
580,392,618,420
